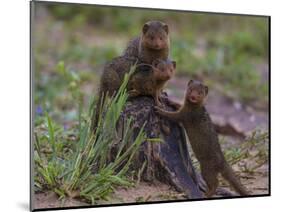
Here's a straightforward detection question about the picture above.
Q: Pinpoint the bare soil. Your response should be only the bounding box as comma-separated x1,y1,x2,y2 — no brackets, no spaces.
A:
34,167,269,209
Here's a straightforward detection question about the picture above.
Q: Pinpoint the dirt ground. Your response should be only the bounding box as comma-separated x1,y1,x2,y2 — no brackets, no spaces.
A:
34,167,268,209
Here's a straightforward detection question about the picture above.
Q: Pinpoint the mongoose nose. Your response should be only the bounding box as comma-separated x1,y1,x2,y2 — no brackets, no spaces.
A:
190,95,197,102
154,40,162,49
154,44,160,49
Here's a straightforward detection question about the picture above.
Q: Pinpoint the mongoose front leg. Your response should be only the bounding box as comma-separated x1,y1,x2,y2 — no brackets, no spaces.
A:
154,106,181,122
166,98,182,110
154,91,163,107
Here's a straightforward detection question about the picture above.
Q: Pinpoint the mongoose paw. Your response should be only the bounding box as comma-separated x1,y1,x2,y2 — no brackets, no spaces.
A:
155,99,162,107
205,189,216,198
128,90,140,98
160,96,172,105
154,106,161,114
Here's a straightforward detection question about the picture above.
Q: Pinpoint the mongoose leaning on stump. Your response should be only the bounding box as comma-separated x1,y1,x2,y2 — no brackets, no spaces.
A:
154,80,249,197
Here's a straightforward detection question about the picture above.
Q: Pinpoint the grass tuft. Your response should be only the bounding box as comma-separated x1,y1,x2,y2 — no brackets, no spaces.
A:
34,65,148,203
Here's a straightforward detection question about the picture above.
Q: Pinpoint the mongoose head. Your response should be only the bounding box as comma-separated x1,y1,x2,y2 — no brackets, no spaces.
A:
184,80,208,106
152,59,176,81
141,21,170,50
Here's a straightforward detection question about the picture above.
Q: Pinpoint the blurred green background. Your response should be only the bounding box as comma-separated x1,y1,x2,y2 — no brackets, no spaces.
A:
33,2,269,126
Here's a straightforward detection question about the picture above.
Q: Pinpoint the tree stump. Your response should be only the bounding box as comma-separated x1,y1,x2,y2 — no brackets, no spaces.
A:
117,94,204,199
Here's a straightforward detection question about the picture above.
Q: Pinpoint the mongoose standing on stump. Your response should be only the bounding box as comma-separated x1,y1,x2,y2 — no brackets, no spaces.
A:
91,56,136,130
154,80,249,197
128,59,176,106
92,20,171,131
101,20,171,95
123,20,170,64
98,20,171,100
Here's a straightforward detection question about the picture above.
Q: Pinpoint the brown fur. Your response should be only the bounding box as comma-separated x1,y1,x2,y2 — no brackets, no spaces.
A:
155,80,249,197
123,20,170,64
98,56,136,98
91,56,136,130
128,59,176,106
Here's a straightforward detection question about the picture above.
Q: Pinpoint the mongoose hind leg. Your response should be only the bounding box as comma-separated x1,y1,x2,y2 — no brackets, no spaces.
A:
154,94,170,135
155,100,171,135
128,89,141,98
153,92,163,107
155,102,170,134
154,97,162,107
201,166,219,198
160,120,171,135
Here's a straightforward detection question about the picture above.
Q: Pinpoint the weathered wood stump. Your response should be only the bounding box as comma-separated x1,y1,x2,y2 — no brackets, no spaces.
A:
117,94,205,199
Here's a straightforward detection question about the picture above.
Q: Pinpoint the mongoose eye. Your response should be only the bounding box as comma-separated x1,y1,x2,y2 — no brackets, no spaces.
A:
159,37,163,41
150,36,154,40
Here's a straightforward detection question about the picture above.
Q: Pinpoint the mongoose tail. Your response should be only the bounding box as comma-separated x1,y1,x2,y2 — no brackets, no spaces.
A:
221,162,249,196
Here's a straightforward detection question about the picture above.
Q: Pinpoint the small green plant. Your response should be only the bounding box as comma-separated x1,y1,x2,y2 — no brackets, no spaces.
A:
34,69,148,204
224,130,269,174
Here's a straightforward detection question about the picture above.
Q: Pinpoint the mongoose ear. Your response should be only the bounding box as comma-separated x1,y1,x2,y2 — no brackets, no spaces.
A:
172,61,176,69
162,24,169,34
187,79,194,86
204,85,209,95
142,23,150,34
